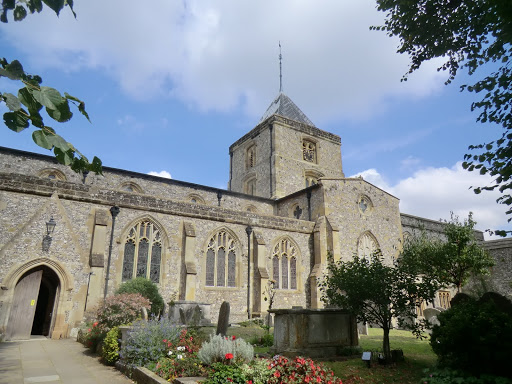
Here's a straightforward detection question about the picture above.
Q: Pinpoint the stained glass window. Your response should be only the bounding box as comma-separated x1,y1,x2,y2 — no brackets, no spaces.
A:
121,220,162,282
205,230,238,287
272,238,298,290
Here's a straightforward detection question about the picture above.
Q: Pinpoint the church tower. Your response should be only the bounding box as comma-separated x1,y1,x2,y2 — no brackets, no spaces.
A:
228,92,344,199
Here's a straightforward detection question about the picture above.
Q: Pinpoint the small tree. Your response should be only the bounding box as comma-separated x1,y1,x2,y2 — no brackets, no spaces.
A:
400,213,494,293
116,277,164,317
320,251,433,362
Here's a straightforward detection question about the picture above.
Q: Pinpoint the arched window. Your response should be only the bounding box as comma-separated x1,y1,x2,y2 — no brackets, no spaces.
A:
122,220,162,283
272,238,298,290
357,232,379,260
205,230,238,287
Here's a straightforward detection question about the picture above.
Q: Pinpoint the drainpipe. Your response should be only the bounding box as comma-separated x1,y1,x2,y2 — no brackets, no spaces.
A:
104,206,120,299
245,226,253,319
307,190,312,221
269,124,273,198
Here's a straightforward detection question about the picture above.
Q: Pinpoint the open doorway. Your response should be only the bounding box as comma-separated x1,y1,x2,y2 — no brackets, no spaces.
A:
5,265,60,340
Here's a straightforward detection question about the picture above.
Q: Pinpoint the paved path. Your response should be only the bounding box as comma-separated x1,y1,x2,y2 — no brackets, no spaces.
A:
0,337,134,384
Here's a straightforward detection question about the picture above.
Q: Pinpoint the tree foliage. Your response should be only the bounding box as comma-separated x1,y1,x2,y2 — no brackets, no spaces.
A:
320,252,433,362
373,0,512,233
400,213,494,292
116,277,164,317
0,0,102,174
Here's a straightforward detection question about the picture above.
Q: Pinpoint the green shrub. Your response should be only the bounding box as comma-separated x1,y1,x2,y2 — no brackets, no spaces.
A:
431,297,512,378
198,334,254,366
240,359,274,384
154,355,208,381
249,333,274,347
81,321,103,350
120,317,180,367
102,326,121,365
204,363,247,384
116,277,164,316
422,368,511,384
96,293,151,334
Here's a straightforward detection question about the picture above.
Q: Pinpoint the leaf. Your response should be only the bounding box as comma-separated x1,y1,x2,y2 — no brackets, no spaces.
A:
54,146,73,165
32,86,65,110
32,129,53,150
65,92,90,122
42,0,65,16
46,100,72,122
3,93,21,111
4,110,29,132
0,59,24,80
13,5,27,21
18,87,43,113
2,0,15,10
65,0,76,18
27,0,43,13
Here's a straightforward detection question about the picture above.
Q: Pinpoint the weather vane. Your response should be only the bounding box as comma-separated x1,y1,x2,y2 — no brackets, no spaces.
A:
279,41,283,93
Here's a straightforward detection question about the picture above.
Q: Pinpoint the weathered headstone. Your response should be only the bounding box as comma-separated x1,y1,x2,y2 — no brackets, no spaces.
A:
141,307,148,321
423,307,441,327
216,301,230,336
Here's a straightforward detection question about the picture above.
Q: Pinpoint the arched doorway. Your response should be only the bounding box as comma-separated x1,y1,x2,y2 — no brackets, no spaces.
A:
5,265,60,340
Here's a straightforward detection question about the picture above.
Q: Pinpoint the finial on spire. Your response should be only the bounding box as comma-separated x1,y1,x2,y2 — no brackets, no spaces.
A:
279,41,283,93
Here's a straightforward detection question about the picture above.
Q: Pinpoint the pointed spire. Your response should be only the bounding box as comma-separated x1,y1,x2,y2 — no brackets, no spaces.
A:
279,42,283,93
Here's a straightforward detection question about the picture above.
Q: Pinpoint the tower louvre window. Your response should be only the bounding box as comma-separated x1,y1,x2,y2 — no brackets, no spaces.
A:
302,140,316,163
246,145,256,169
122,220,162,283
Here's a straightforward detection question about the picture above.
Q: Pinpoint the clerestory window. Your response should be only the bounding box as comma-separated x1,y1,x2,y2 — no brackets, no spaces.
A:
122,220,162,283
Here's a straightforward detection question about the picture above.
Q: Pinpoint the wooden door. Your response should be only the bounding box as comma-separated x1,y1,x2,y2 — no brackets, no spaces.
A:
5,270,43,340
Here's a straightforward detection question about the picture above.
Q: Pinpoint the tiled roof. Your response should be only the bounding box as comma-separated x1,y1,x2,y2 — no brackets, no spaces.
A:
260,92,315,127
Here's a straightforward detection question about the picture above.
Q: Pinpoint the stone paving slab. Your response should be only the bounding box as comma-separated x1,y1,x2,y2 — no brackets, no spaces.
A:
0,338,134,384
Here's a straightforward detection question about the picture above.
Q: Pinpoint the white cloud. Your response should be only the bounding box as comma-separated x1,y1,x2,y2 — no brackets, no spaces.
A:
148,170,172,179
351,163,511,239
0,0,446,124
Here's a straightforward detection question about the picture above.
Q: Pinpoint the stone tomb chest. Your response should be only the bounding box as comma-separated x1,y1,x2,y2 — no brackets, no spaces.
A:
270,308,358,358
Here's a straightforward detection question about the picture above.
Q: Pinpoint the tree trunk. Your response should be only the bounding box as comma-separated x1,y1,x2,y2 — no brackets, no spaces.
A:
382,325,391,363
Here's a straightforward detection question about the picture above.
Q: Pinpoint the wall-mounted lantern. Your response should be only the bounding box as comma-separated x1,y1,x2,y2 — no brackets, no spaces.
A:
42,216,56,252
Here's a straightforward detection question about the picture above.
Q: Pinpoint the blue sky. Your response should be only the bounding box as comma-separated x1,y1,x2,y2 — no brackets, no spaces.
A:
0,0,509,237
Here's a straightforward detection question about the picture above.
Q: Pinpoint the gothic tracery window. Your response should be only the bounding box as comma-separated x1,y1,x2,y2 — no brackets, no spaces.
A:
302,140,316,163
122,220,162,283
205,230,237,287
272,238,298,290
357,232,379,260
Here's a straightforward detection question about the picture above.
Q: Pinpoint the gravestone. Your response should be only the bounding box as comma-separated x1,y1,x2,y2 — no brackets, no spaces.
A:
423,307,441,327
168,301,213,326
141,307,148,321
216,301,230,336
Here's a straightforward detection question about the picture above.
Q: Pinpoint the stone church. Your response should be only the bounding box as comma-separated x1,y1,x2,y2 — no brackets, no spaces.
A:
1,92,511,340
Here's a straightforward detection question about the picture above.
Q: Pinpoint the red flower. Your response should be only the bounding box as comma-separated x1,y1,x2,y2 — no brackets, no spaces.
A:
225,353,234,360
232,335,236,340
93,322,98,327
247,381,253,384
163,339,167,343
274,371,281,378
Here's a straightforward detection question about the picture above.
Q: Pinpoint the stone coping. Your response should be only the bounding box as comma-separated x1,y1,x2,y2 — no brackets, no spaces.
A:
116,361,205,384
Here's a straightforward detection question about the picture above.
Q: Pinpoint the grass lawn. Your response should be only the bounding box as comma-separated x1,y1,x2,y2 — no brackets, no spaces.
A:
324,328,436,384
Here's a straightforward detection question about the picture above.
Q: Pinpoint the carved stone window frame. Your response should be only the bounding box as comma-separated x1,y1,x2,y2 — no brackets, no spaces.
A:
121,219,164,283
246,143,257,170
304,169,324,188
119,182,143,194
271,237,299,291
358,194,373,215
357,231,380,260
204,228,240,289
302,137,318,164
38,168,67,181
187,193,206,205
243,172,257,196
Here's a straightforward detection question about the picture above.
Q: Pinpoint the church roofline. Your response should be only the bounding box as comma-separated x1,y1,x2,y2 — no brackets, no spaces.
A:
229,114,341,153
0,146,275,204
